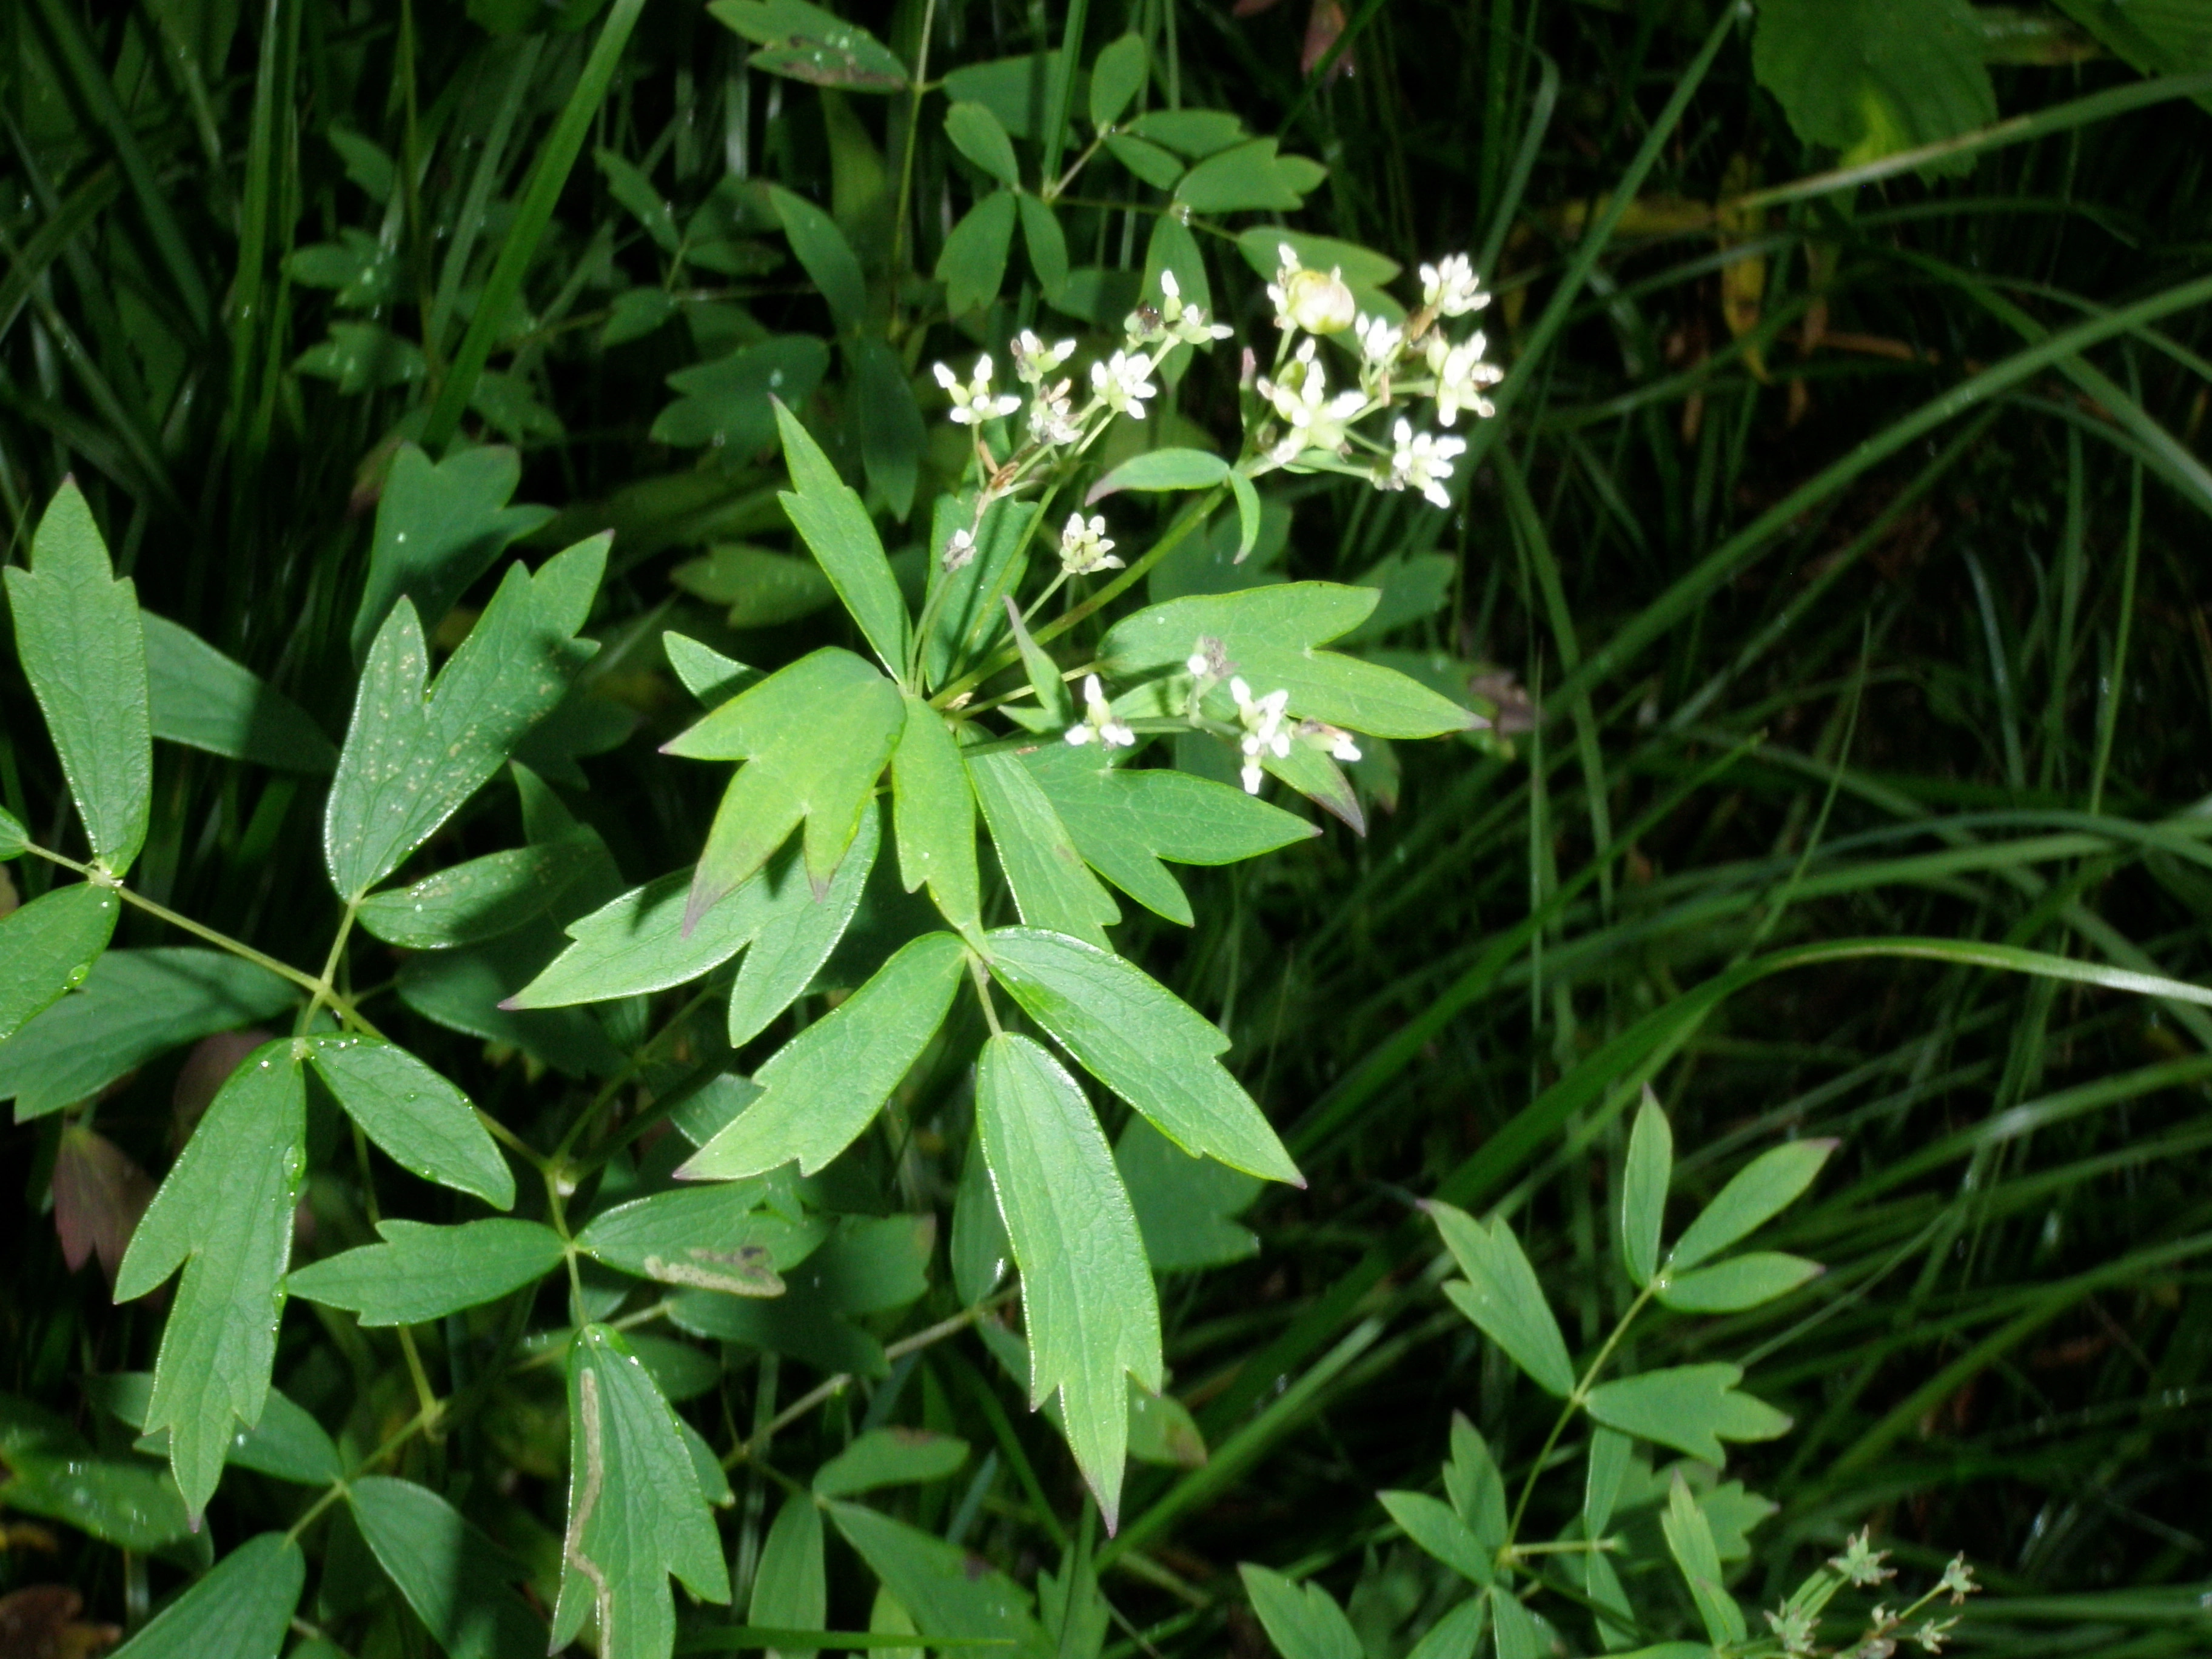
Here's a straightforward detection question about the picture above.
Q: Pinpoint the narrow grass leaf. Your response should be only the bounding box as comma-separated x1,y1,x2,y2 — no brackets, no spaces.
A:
288,1219,563,1326
306,1036,514,1209
1621,1087,1672,1287
1429,1204,1575,1398
1669,1139,1835,1272
1238,1566,1361,1659
106,1532,303,1659
985,927,1300,1184
1657,1252,1823,1313
5,480,151,873
977,1032,1162,1528
576,1185,825,1295
113,1042,304,1518
969,755,1122,948
1584,1365,1792,1465
683,932,965,1178
0,885,118,1046
554,1326,730,1659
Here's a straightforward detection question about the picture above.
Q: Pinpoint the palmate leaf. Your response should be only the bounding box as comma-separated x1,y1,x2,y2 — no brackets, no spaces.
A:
1669,1138,1835,1271
113,1041,305,1518
679,931,966,1179
5,480,152,873
1022,742,1316,927
305,1035,514,1208
106,1532,304,1659
1426,1202,1575,1398
1099,583,1479,739
327,537,607,899
984,927,1301,1184
1583,1364,1792,1465
554,1325,729,1659
1239,1565,1362,1659
726,801,880,1044
288,1218,565,1326
893,695,982,937
968,754,1122,948
976,1033,1161,1527
663,648,904,930
350,1476,546,1659
349,443,552,659
0,883,118,1047
773,400,911,673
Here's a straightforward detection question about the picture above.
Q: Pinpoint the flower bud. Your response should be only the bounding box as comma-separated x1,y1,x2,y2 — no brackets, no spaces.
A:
1283,266,1357,335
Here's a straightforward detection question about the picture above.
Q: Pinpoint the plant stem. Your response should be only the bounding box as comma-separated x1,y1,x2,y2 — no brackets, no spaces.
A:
1505,1281,1655,1547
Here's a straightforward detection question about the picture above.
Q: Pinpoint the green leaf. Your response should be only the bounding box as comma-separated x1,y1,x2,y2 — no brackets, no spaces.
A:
0,946,295,1122
1380,1490,1491,1584
976,1032,1161,1527
1127,109,1248,156
105,1375,340,1487
666,631,756,705
107,1533,304,1659
2054,0,2212,80
1584,1365,1792,1464
937,189,1018,318
665,648,903,927
923,494,1036,689
680,931,965,1178
1583,1426,1632,1538
1239,1565,1361,1659
1115,1114,1260,1271
1341,552,1456,643
969,755,1122,948
672,545,837,625
554,1325,730,1659
774,402,913,677
710,0,908,89
893,696,981,936
1621,1087,1672,1287
358,842,599,950
669,1215,933,1376
1104,133,1182,189
1017,193,1070,300
595,145,679,250
327,537,607,899
398,940,626,1080
1088,34,1147,127
0,805,24,859
1658,1252,1823,1313
1487,1590,1541,1659
1755,0,1995,172
940,51,1075,139
853,334,925,521
142,613,337,773
0,883,119,1046
1660,1474,1746,1645
1445,1413,1508,1554
577,1184,825,1295
953,1134,1011,1305
1427,1201,1575,1398
288,1218,563,1326
1173,138,1323,213
654,337,833,452
1022,742,1315,927
351,1476,546,1659
508,868,763,1008
815,1429,971,1497
349,444,552,660
986,927,1299,1183
727,800,883,1044
752,1493,828,1659
1004,603,1072,731
769,183,869,331
1669,1139,1835,1271
830,1503,1055,1659
1127,1384,1208,1468
1403,1599,1486,1659
0,1390,195,1549
306,1035,513,1208
113,1042,305,1518
602,285,680,346
1087,449,1228,504
5,480,151,873
946,100,1019,186
1101,584,1480,739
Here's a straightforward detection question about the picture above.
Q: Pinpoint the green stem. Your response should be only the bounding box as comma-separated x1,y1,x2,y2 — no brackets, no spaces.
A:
1504,1281,1655,1548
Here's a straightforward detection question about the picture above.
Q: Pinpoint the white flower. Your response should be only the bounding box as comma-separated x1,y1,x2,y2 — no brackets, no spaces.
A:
1387,417,1465,509
1426,332,1504,425
1265,243,1305,332
1355,312,1404,372
942,526,976,572
1012,330,1076,386
1418,252,1489,317
1090,350,1157,418
1230,676,1292,793
1298,719,1361,762
933,355,1021,426
1064,674,1135,749
1028,378,1081,446
1159,269,1233,346
1261,340,1366,461
1940,1556,1979,1605
1059,512,1122,575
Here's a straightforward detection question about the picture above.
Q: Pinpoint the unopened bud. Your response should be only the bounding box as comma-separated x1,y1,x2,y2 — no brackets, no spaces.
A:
1284,266,1357,335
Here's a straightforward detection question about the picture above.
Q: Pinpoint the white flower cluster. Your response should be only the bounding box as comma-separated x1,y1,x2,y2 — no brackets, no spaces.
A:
1257,243,1504,511
1064,674,1134,749
1179,640,1360,794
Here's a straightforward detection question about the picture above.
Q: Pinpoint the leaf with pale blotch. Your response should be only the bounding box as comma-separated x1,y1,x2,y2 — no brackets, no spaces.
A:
727,801,880,1045
326,537,606,899
712,0,909,92
575,1185,826,1295
350,1476,546,1659
306,1035,513,1209
0,884,118,1045
5,481,151,873
113,1042,305,1518
357,841,598,950
682,932,965,1179
892,696,980,937
102,1532,304,1659
969,754,1121,948
1101,583,1477,739
1427,1201,1575,1398
664,648,903,930
287,1218,565,1326
976,1033,1159,1527
553,1326,729,1659
984,928,1299,1184
773,401,911,672
668,1213,933,1378
1024,743,1315,926
1584,1364,1792,1465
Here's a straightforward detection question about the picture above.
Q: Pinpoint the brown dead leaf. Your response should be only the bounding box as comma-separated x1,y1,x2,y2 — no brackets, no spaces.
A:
51,1128,154,1286
0,1587,121,1659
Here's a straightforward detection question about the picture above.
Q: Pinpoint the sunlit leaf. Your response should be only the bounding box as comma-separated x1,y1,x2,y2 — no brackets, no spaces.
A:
306,1035,514,1209
105,1533,304,1659
0,883,118,1047
289,1219,565,1326
969,756,1121,948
